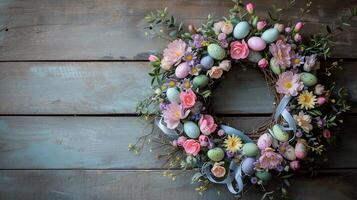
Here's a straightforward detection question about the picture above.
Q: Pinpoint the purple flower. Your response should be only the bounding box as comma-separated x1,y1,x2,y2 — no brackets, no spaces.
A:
250,177,258,184
183,47,197,66
208,139,215,149
255,148,283,170
269,40,292,69
191,34,205,48
276,165,284,172
316,116,327,129
291,53,305,68
296,129,303,138
225,151,234,158
159,102,168,110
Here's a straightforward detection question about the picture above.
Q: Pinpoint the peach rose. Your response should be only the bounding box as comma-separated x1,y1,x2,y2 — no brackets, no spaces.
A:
208,66,223,79
179,89,196,108
218,60,231,71
221,22,233,35
211,162,226,178
199,114,217,135
183,139,201,156
230,40,249,60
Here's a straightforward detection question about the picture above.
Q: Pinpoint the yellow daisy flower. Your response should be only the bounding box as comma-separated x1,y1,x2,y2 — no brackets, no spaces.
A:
298,90,316,110
224,135,243,153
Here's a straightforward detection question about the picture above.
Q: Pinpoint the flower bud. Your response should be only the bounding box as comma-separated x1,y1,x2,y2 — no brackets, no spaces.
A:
258,58,268,69
294,22,304,32
256,20,267,31
246,3,255,15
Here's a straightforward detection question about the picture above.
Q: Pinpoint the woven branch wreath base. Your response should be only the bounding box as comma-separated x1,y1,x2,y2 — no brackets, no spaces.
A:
133,1,350,199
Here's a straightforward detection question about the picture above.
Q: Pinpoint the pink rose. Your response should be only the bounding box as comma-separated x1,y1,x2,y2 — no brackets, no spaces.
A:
148,55,159,62
177,136,187,146
199,114,217,135
221,22,233,35
256,20,267,31
211,162,226,178
230,40,249,60
294,22,304,32
199,135,209,147
179,89,197,109
246,3,255,15
290,160,300,170
183,139,201,156
258,58,268,69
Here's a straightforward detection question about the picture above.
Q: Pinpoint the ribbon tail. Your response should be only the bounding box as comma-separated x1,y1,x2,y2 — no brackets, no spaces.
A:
220,125,253,143
154,117,181,140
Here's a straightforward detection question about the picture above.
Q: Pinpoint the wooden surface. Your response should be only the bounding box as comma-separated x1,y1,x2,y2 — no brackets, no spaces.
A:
0,0,357,199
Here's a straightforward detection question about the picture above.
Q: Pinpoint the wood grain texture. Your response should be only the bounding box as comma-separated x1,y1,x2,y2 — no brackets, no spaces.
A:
0,0,356,60
0,116,356,169
0,169,356,200
0,61,355,114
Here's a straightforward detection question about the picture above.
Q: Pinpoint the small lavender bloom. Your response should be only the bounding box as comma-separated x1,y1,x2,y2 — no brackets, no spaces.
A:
159,102,168,110
291,53,305,68
225,151,234,158
296,129,303,138
218,33,227,40
191,34,205,48
183,47,197,66
220,40,228,48
316,116,327,128
276,165,284,172
191,113,201,121
208,139,215,149
250,177,258,184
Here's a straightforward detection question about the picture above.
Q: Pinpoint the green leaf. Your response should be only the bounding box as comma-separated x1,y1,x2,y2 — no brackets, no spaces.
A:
191,172,203,184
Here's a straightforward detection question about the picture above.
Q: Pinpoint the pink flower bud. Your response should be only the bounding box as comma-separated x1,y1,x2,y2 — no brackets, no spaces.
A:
323,129,331,139
256,20,267,31
285,27,291,33
317,97,327,105
198,135,209,147
148,55,158,62
290,160,300,170
217,129,225,137
246,3,255,14
294,33,302,42
258,58,268,69
177,136,187,146
294,22,304,32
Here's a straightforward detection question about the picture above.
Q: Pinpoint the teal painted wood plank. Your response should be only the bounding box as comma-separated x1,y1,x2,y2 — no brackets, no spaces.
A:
0,169,356,200
0,0,356,60
0,61,356,115
0,116,356,169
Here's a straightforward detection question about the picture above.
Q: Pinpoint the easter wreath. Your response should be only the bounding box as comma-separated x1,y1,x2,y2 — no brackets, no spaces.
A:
132,1,352,199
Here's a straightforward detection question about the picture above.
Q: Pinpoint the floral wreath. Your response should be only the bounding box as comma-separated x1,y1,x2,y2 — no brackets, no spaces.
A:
132,1,351,199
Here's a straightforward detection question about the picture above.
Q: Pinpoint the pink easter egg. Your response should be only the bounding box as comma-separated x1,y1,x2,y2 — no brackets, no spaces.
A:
247,36,267,51
295,140,308,159
257,133,273,150
175,62,190,78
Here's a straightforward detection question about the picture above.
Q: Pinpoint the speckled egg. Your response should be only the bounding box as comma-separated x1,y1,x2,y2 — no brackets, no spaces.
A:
207,147,225,162
295,140,309,159
192,75,209,89
247,51,262,63
272,125,289,142
255,171,272,182
207,44,226,60
184,121,200,139
233,21,251,39
200,56,214,70
242,143,259,157
261,28,279,43
270,58,282,75
166,87,180,103
247,37,267,51
301,72,318,87
282,144,296,161
242,157,256,175
257,133,273,150
175,62,191,79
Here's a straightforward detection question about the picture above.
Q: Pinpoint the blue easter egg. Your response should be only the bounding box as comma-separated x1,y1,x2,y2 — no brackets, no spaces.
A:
200,56,214,70
233,21,251,39
261,28,279,43
242,157,256,175
184,121,200,139
166,87,180,103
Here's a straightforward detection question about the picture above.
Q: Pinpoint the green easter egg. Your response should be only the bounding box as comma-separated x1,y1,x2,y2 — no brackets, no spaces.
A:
247,51,262,63
166,87,180,103
242,143,259,157
301,72,318,87
233,21,251,39
255,171,272,182
207,147,225,162
261,28,279,43
272,124,289,142
193,75,209,89
207,44,226,60
270,58,282,75
184,121,200,139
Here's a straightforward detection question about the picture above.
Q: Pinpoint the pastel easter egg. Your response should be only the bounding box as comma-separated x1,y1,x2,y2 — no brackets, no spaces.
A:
193,75,209,89
207,147,225,162
295,140,308,159
282,145,296,161
247,37,267,51
207,44,226,60
241,157,256,175
242,143,259,157
270,58,282,75
247,51,262,63
200,56,214,70
257,133,273,150
233,21,251,39
301,72,318,87
183,121,200,139
166,87,180,103
255,171,272,182
272,125,289,142
175,62,191,79
261,28,279,43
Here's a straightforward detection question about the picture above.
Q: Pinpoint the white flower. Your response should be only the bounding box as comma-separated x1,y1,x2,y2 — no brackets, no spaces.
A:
293,112,313,133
